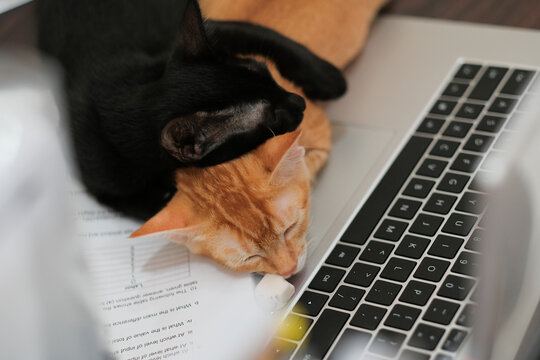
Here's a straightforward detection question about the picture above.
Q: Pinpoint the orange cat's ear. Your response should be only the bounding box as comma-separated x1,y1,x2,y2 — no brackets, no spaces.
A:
257,130,305,185
130,193,197,242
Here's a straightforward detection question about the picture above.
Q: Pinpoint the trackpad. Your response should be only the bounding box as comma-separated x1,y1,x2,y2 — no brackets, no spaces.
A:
295,123,393,286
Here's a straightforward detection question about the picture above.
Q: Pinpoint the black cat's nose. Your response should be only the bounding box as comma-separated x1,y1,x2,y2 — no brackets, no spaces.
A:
287,93,306,112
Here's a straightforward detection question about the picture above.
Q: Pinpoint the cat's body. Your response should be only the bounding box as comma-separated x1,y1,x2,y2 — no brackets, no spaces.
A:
37,0,346,218
132,0,386,275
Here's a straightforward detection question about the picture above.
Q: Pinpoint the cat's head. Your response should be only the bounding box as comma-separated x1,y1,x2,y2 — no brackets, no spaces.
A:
132,131,310,276
159,0,305,167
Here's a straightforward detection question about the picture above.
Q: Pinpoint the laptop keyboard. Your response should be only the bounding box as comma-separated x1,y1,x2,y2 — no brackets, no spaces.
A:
271,61,539,360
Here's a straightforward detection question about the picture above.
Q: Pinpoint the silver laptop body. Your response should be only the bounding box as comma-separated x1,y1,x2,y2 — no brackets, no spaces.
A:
275,15,540,360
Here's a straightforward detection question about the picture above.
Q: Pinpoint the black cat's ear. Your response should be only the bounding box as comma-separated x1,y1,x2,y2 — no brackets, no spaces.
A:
174,0,210,59
160,115,216,163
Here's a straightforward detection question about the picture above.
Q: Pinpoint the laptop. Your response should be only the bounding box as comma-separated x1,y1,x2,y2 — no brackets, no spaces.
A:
267,15,540,360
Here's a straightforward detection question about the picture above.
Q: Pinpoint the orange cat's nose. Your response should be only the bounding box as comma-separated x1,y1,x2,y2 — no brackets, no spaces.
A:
280,264,297,277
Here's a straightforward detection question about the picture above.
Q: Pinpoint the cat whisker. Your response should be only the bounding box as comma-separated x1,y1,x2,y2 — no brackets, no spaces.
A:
266,126,276,137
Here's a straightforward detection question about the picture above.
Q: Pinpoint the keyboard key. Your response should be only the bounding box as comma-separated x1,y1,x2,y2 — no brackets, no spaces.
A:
469,66,508,100
267,339,297,360
278,314,313,341
518,92,538,110
409,324,444,350
417,158,448,178
452,251,480,276
369,329,406,358
359,241,394,264
501,69,535,95
351,303,386,330
469,171,488,192
470,287,479,302
381,257,416,282
340,137,432,246
457,304,476,326
428,235,464,259
389,198,422,219
409,323,445,350
443,329,468,352
345,262,380,287
366,280,402,306
489,96,517,114
430,99,457,116
442,213,477,236
430,139,460,158
410,213,444,236
435,355,453,360
395,235,430,259
438,275,475,301
417,117,445,134
494,131,514,150
400,280,436,306
481,151,506,171
443,82,469,98
403,178,435,199
424,193,457,214
455,103,484,120
506,113,525,130
443,120,473,138
400,350,430,360
374,219,408,241
456,192,487,214
465,229,484,251
309,266,346,293
327,329,371,360
293,291,329,317
385,304,421,330
438,172,470,193
463,134,495,153
451,153,482,173
454,63,481,80
292,309,349,360
478,214,488,228
326,244,360,268
414,257,450,282
423,298,460,325
476,115,506,133
329,285,365,311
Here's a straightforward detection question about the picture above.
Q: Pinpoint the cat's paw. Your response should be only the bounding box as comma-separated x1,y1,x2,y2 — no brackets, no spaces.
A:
297,58,347,100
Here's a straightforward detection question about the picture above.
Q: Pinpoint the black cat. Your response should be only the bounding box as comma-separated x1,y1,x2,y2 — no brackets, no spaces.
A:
37,0,346,219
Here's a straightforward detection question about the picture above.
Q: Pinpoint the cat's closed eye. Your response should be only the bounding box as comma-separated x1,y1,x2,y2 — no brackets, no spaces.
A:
284,221,300,239
242,254,265,263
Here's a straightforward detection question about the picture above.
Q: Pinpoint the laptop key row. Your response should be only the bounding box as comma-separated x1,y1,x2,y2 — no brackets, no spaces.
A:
278,63,537,360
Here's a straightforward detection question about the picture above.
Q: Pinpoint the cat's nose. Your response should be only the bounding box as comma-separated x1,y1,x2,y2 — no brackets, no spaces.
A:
286,93,306,113
280,264,297,277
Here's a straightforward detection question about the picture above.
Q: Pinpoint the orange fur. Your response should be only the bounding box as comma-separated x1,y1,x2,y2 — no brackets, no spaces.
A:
132,0,386,275
134,131,310,275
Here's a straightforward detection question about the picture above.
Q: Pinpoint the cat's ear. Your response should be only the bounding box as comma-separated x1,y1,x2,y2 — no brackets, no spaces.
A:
174,0,210,59
160,115,217,163
130,193,198,244
257,130,305,185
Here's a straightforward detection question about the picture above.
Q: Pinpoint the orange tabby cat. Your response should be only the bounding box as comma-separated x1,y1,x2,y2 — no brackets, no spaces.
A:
131,0,386,275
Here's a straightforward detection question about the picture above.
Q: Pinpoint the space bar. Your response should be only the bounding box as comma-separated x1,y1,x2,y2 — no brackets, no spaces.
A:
340,136,432,245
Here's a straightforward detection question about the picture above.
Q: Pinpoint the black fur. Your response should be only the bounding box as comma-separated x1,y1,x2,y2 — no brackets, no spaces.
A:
37,0,346,219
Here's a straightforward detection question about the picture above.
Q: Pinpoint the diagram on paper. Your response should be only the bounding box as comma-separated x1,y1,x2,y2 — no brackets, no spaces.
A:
84,238,191,298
